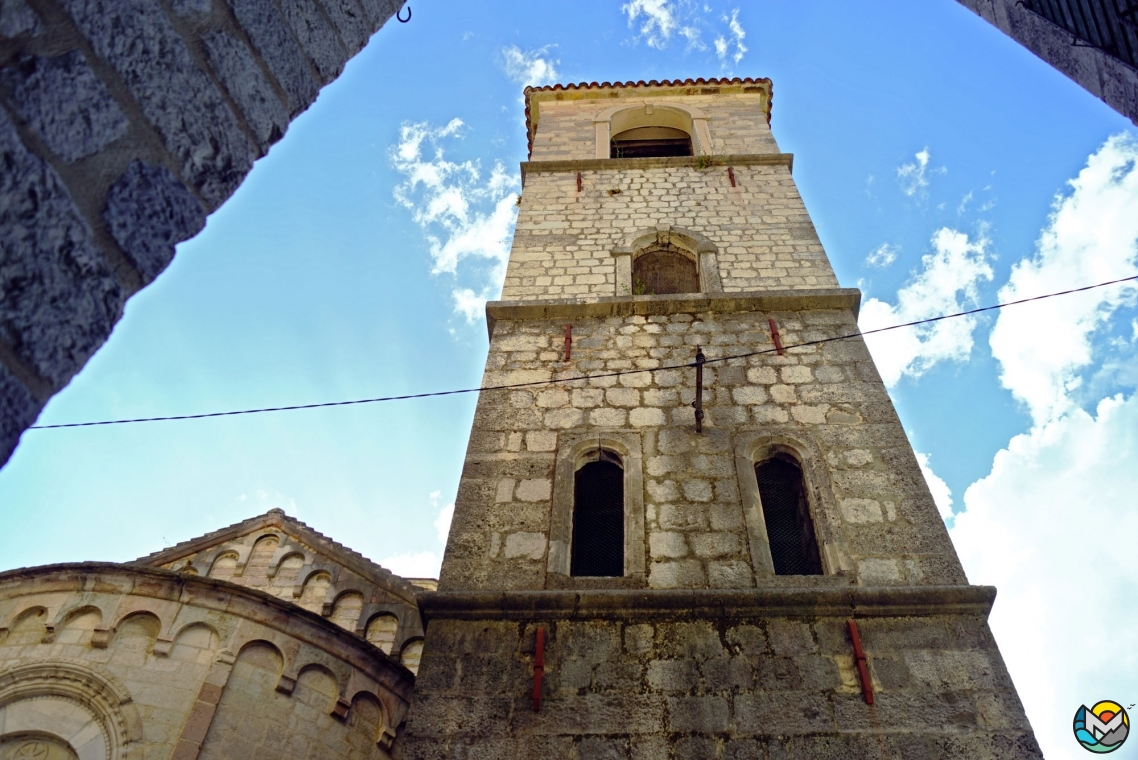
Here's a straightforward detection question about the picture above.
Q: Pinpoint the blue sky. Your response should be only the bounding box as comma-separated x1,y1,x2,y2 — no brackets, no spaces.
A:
2,2,1137,755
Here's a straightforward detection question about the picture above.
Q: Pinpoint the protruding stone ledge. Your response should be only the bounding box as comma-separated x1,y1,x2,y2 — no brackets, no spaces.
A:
485,288,862,339
520,152,793,185
416,585,997,623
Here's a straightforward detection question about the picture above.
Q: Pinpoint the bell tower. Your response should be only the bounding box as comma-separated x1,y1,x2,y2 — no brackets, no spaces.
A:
402,79,1041,758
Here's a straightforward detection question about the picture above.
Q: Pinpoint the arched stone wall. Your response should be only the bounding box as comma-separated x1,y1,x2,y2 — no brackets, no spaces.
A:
0,0,409,465
0,564,415,759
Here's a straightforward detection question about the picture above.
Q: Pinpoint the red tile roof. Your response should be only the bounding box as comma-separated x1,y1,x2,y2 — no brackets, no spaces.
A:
523,77,774,157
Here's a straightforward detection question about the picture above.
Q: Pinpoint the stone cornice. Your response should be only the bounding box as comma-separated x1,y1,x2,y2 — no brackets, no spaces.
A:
0,562,416,696
521,153,793,185
485,288,862,339
417,585,997,623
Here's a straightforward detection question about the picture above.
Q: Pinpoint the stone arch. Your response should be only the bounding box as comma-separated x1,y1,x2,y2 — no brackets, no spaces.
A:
348,691,386,749
548,432,647,585
364,612,399,654
207,551,239,580
734,430,853,580
297,570,333,614
294,664,340,715
270,552,306,585
52,606,103,646
398,638,424,676
592,101,713,158
109,612,160,656
329,590,365,633
242,534,280,581
1,607,48,646
170,622,220,662
611,225,723,297
0,661,144,759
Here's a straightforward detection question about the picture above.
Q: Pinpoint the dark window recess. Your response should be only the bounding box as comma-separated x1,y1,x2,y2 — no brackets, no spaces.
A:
755,458,823,575
1023,0,1138,69
610,137,693,158
632,248,699,295
571,452,624,577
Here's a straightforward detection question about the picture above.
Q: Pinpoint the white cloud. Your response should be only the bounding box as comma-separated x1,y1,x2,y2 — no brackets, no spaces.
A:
501,45,559,87
380,490,454,580
988,134,1138,425
897,147,932,197
622,0,707,50
623,0,679,48
914,451,953,520
951,393,1138,759
865,242,898,268
859,227,993,386
713,9,746,67
379,550,440,578
391,119,519,322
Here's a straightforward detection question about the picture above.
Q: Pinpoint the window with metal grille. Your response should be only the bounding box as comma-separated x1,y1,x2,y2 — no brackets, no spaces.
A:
755,457,823,575
632,248,700,295
610,126,693,159
571,450,624,577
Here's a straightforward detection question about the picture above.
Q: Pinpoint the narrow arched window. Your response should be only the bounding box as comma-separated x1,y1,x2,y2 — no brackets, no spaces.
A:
755,457,823,575
632,247,699,295
571,450,624,576
610,126,693,158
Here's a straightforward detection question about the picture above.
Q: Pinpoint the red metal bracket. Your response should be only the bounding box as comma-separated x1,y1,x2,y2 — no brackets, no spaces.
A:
576,172,583,193
727,166,736,187
563,324,572,361
768,318,784,355
532,627,545,711
847,619,874,705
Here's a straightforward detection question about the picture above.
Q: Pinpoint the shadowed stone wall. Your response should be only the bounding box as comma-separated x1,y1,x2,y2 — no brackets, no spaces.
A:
956,0,1138,126
0,0,406,464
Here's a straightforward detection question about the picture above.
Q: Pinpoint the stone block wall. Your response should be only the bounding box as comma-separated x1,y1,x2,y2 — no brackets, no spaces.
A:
440,304,966,593
507,163,837,302
0,564,414,758
0,0,406,464
402,604,1042,759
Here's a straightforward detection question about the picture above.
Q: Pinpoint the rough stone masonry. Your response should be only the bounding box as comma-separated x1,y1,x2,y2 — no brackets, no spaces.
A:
0,0,406,463
400,79,1043,758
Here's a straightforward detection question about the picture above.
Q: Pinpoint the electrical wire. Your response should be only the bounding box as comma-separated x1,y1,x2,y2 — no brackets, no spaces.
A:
27,274,1138,430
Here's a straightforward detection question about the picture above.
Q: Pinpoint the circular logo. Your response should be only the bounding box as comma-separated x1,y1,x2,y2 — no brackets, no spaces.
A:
1074,701,1129,753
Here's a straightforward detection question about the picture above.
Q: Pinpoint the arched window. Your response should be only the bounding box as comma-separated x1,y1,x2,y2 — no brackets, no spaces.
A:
755,456,823,575
571,450,624,577
632,246,700,295
610,126,692,158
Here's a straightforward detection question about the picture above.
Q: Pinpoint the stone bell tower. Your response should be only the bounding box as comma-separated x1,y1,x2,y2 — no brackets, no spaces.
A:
402,78,1041,758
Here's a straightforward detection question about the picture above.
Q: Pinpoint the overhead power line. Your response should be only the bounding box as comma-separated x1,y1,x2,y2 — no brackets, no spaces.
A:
28,274,1138,430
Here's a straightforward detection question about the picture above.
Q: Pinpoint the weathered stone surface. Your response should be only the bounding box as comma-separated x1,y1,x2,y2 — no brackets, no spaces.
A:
2,51,129,162
169,0,210,16
317,0,372,54
0,0,38,38
104,159,206,283
202,29,289,150
0,108,122,386
228,0,319,114
62,0,253,206
276,0,345,80
0,362,40,462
